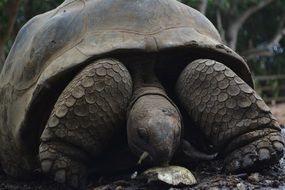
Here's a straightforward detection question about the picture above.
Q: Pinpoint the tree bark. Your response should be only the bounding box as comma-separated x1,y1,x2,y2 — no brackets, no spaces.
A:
216,10,226,43
0,47,5,72
197,0,208,15
0,0,21,72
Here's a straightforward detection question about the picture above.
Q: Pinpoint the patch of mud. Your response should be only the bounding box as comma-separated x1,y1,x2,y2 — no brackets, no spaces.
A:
0,171,66,190
1,148,284,190
91,156,285,190
270,103,285,125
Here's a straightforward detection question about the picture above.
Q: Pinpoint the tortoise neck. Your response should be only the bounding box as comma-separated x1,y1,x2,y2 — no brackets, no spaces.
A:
128,58,163,92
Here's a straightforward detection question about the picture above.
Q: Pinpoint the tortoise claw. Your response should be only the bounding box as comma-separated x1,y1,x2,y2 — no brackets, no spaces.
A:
39,142,88,189
224,131,284,173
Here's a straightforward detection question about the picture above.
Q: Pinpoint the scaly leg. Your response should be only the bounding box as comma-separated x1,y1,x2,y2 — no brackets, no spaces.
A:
176,59,284,173
39,59,132,189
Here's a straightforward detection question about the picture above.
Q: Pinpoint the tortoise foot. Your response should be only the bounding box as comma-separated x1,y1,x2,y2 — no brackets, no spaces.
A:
224,131,284,173
40,142,88,189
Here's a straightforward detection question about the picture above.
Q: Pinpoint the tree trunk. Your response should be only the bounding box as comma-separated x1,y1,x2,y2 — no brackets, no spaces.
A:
226,0,274,50
0,46,5,72
198,0,208,15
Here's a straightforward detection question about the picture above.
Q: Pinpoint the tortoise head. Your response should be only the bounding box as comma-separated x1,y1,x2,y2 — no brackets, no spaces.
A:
127,88,182,166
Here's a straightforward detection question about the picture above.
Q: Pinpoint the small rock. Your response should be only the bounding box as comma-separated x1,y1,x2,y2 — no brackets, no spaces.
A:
115,186,123,190
131,171,138,179
142,166,197,186
236,182,246,190
93,185,112,190
264,180,274,185
272,180,281,187
209,187,219,190
248,172,261,183
113,180,130,186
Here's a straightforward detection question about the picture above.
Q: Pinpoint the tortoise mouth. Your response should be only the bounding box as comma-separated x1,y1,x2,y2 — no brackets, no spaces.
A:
129,139,174,166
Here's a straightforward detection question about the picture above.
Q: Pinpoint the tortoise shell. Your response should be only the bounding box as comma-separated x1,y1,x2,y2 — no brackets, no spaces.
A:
0,0,253,176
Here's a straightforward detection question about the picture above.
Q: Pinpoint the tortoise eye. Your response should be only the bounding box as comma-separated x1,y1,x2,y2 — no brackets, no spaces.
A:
138,128,149,142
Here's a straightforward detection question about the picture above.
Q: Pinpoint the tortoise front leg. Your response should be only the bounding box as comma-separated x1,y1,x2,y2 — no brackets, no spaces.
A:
39,59,132,189
175,59,284,173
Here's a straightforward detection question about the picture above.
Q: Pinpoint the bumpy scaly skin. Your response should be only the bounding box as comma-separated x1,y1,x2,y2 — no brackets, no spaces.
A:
39,59,132,189
176,59,284,173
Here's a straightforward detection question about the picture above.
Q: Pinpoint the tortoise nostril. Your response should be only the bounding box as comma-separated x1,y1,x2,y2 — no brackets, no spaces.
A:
161,108,177,116
162,109,167,113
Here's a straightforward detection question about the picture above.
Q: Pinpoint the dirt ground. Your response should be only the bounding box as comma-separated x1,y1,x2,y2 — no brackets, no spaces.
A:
270,103,285,126
90,149,285,190
0,146,284,190
0,105,284,190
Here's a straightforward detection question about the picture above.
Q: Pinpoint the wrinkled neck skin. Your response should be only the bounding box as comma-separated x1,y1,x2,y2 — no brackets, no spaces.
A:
127,59,182,166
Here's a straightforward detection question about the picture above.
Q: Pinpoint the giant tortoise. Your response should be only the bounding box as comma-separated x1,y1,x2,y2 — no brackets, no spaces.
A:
0,0,284,189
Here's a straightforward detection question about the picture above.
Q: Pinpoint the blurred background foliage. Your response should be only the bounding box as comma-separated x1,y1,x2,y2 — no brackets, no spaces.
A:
181,0,285,102
0,0,285,102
